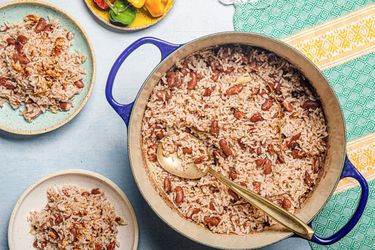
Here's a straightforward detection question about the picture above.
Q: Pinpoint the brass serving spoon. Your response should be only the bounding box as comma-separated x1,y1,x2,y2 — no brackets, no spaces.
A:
157,140,314,240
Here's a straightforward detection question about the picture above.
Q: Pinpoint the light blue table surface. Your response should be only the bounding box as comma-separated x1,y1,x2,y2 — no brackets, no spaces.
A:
0,0,311,249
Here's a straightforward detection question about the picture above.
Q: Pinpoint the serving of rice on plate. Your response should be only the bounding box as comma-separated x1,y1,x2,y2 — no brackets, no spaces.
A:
28,185,126,250
141,45,328,234
0,14,86,122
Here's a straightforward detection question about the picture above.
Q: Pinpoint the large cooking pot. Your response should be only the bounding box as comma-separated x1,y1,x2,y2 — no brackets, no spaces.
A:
105,33,369,249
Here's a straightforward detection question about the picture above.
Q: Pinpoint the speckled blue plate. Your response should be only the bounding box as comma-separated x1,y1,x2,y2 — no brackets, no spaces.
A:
0,0,95,135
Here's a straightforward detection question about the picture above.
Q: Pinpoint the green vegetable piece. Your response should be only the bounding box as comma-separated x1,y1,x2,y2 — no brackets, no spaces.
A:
104,0,136,26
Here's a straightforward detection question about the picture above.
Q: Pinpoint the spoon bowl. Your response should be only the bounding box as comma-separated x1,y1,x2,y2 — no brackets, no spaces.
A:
157,144,207,179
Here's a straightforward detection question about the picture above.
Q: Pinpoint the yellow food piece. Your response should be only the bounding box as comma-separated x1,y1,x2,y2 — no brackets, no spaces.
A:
145,0,169,17
128,0,146,8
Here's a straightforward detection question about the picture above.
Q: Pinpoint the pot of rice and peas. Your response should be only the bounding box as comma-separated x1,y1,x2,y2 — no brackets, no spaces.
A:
106,32,369,249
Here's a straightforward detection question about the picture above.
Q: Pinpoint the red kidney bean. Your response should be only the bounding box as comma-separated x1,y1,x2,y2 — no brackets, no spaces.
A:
225,67,234,73
187,72,197,90
0,77,14,90
264,158,272,175
219,139,233,156
211,70,220,81
190,208,201,218
250,113,264,122
210,120,219,136
35,18,47,33
229,168,238,180
282,197,292,209
182,147,192,154
175,186,184,204
287,132,301,148
255,158,264,168
204,216,220,227
249,60,258,71
261,98,273,111
164,176,171,194
203,88,213,96
81,191,90,196
149,154,157,162
95,243,101,250
276,152,285,164
74,80,84,89
291,149,307,159
16,35,28,44
305,171,312,186
213,150,226,161
91,188,101,195
228,189,239,202
194,156,206,164
282,101,294,112
313,158,320,173
267,82,275,92
55,214,63,225
59,102,69,111
155,131,164,140
107,242,115,250
209,201,215,211
267,144,275,155
18,55,29,65
6,38,16,45
252,181,261,193
166,71,176,88
155,90,171,101
15,42,23,53
233,110,245,119
237,138,246,150
301,100,319,110
44,24,53,32
226,84,244,95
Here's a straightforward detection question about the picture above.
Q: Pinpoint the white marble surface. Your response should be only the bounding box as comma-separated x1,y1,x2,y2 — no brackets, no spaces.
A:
0,0,311,249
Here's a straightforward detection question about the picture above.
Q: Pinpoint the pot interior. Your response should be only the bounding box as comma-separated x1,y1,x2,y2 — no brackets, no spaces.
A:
128,33,346,249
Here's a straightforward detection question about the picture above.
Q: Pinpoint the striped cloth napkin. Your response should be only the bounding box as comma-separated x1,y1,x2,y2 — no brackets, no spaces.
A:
228,0,375,249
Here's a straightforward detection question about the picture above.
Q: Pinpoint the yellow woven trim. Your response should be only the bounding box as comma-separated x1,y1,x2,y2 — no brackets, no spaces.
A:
283,4,375,70
334,133,375,194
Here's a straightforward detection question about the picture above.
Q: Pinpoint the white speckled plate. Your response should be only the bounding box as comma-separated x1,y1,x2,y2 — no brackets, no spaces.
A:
0,1,95,135
8,170,138,250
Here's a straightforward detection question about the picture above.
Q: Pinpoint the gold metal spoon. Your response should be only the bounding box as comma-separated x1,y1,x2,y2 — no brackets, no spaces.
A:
157,142,314,240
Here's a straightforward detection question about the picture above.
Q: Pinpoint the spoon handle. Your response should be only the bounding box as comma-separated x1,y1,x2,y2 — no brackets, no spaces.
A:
208,167,314,239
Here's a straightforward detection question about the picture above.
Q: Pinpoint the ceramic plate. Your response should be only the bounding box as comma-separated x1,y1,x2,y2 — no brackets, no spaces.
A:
8,169,139,250
0,1,95,135
84,0,174,31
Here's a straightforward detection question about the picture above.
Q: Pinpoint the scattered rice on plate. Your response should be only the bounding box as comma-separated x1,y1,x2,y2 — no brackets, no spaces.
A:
28,185,126,250
141,45,328,234
0,15,86,122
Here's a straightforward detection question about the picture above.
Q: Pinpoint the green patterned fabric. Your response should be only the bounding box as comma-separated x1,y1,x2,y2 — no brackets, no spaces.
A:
324,53,375,141
234,0,373,39
310,180,375,250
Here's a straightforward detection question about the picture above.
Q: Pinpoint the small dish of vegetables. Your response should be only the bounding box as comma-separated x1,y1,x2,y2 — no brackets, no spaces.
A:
86,0,173,30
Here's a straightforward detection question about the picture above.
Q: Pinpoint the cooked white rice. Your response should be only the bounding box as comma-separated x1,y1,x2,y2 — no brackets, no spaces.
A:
28,185,126,250
0,15,86,122
141,45,328,234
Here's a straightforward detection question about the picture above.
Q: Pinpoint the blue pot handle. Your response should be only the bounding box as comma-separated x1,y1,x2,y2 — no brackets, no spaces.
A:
309,155,369,245
106,37,182,126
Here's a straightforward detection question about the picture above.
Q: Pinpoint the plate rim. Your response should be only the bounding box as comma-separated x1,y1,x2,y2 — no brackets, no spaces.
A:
0,0,96,136
83,0,175,32
7,169,139,250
